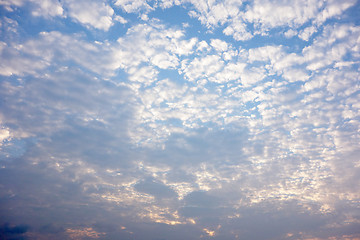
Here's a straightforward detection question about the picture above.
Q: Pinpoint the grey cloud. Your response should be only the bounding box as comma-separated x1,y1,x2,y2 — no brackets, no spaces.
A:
165,169,196,183
0,223,29,239
179,206,229,223
134,179,178,199
153,127,249,165
0,66,134,140
220,201,327,240
183,191,220,208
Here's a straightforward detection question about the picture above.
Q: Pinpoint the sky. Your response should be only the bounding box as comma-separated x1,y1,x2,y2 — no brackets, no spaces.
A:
0,0,360,239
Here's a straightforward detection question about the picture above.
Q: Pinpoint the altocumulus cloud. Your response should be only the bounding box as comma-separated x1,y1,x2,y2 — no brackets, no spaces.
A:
0,0,360,239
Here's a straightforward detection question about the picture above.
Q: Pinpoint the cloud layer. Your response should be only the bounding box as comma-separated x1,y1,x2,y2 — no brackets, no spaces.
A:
1,0,359,239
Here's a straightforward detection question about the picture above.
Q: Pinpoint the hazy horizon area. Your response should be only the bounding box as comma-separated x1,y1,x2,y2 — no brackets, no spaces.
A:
0,0,359,239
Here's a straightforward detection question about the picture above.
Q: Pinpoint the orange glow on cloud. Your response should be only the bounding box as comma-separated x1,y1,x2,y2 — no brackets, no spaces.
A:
66,227,105,239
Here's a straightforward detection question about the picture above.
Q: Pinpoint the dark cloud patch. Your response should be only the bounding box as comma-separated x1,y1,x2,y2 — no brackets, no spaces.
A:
179,206,226,220
0,160,86,224
179,191,232,224
165,168,197,183
123,221,202,240
209,200,328,240
0,223,29,240
183,191,221,208
134,179,178,199
0,66,138,170
144,127,250,166
38,224,64,234
0,66,134,137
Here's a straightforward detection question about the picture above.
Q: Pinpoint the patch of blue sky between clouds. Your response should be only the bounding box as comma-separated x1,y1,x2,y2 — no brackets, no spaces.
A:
0,0,360,240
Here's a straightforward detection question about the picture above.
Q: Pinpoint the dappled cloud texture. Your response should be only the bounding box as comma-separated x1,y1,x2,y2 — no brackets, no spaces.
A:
0,0,360,239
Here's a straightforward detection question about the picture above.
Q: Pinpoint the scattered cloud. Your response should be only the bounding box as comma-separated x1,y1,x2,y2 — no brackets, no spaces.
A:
62,0,115,31
0,1,359,239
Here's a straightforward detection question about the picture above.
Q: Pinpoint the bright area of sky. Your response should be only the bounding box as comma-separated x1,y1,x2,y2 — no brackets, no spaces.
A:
0,0,360,239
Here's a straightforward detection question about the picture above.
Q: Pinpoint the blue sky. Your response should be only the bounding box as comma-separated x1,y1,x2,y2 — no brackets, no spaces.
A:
0,0,360,239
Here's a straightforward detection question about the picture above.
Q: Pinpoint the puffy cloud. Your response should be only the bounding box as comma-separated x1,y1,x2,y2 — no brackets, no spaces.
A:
30,0,64,18
210,39,228,52
0,0,24,8
0,0,63,18
0,41,49,76
181,54,224,81
114,0,153,13
114,15,128,24
186,0,241,27
314,0,357,25
303,24,360,71
62,0,115,31
14,31,116,75
0,128,10,143
284,28,297,38
0,0,120,30
298,25,317,41
223,20,253,41
1,0,63,17
180,0,357,41
244,0,322,29
113,22,196,73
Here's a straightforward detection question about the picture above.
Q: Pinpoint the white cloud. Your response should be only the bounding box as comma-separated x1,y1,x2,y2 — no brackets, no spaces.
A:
240,67,267,87
185,0,242,27
303,24,360,71
282,68,310,82
223,20,253,41
248,45,284,63
113,22,197,73
0,41,49,76
63,0,115,31
179,0,325,40
181,54,224,81
0,127,10,145
151,52,179,69
171,37,198,56
0,0,25,11
213,62,246,83
114,15,128,24
244,0,323,30
298,25,317,41
31,0,63,18
315,0,357,26
284,29,297,38
210,39,228,52
127,65,158,86
159,0,182,8
22,31,117,75
114,0,153,13
247,45,310,82
0,0,63,17
180,0,357,41
272,53,305,72
196,40,210,52
1,0,124,30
